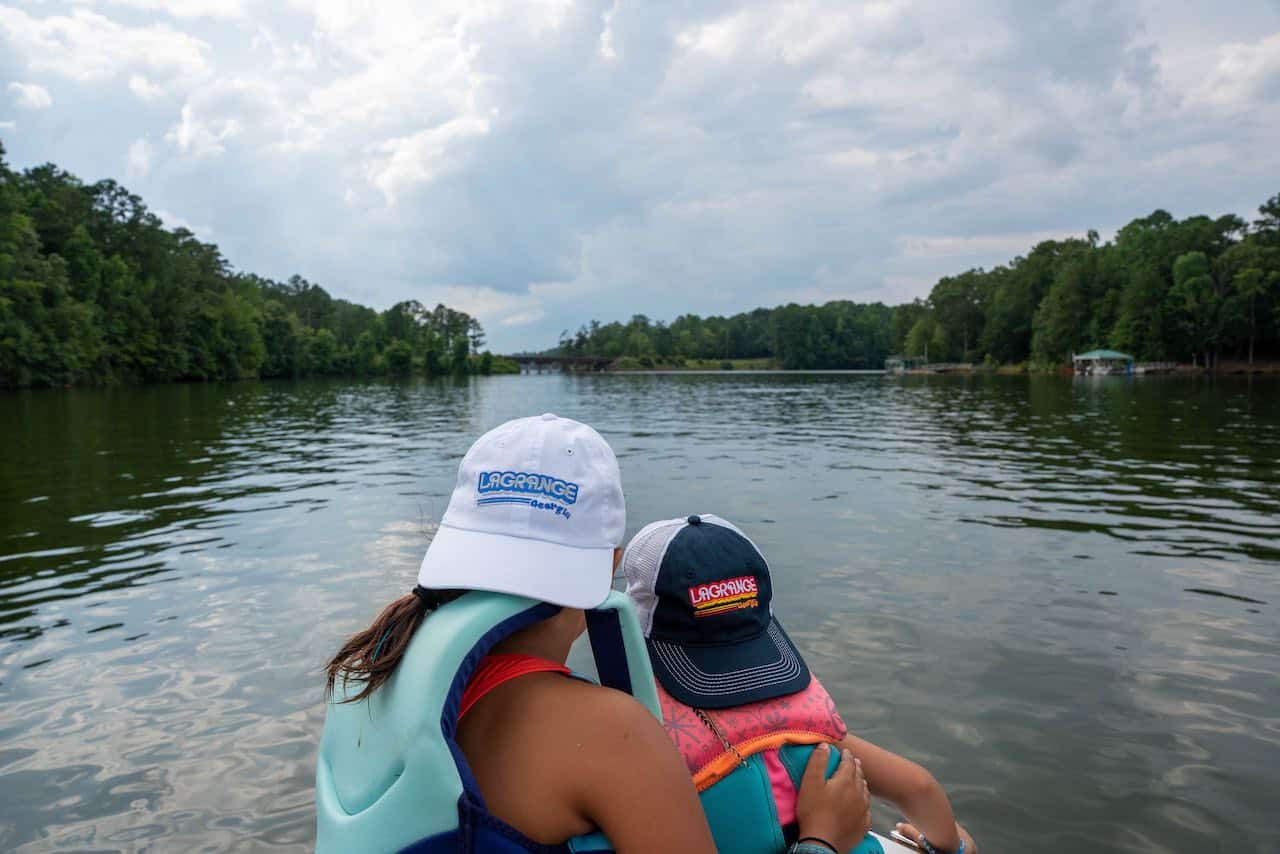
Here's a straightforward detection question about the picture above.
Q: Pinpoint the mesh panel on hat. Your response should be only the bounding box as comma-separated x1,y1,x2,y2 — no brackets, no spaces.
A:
621,518,687,637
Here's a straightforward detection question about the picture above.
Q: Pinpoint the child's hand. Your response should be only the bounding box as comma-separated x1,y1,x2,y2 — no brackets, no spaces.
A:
893,820,977,854
796,744,871,852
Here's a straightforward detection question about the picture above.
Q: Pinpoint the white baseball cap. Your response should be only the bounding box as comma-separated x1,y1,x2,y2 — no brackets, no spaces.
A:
417,414,625,609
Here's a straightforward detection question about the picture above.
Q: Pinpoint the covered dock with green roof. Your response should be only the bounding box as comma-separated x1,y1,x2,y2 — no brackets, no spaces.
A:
1072,349,1134,375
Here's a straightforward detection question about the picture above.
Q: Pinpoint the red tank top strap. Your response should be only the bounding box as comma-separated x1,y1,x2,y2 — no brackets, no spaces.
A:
459,653,571,720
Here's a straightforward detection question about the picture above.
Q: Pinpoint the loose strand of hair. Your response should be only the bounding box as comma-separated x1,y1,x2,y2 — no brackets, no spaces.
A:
324,589,463,704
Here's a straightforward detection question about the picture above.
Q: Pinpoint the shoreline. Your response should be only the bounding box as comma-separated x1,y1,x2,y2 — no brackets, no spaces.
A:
592,361,1280,376
6,361,1280,391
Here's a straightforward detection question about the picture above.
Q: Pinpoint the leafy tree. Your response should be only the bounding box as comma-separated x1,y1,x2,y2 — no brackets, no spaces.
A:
468,317,486,353
385,338,413,375
891,300,927,355
217,290,265,378
354,330,380,375
931,271,987,360
422,333,444,376
450,335,470,375
1110,264,1167,360
309,327,339,374
383,300,424,342
903,313,936,359
1032,256,1092,363
1168,251,1218,366
1234,268,1280,364
260,301,301,377
1254,192,1280,246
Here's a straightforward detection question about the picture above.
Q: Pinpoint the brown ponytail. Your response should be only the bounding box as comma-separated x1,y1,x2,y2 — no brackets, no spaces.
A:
325,587,465,703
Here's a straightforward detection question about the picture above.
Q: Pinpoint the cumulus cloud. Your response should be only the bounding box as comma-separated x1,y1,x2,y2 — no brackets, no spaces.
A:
0,7,210,82
7,81,52,109
407,279,593,333
1196,32,1280,107
1,0,1278,352
165,102,239,156
422,285,547,329
82,0,248,19
128,74,164,101
899,230,1101,261
126,137,153,178
368,116,491,205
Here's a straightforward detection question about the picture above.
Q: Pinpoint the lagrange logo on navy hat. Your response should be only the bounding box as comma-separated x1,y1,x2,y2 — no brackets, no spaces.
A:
476,470,580,519
688,574,759,617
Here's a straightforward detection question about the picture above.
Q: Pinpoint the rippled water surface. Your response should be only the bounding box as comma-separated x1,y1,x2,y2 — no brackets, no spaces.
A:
2,374,1278,852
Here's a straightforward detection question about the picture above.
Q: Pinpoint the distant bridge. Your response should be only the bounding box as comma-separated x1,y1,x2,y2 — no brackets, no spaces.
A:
502,354,614,373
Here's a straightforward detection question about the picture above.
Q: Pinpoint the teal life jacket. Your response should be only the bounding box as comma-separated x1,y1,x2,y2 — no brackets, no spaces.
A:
315,589,890,853
316,590,657,854
699,745,885,854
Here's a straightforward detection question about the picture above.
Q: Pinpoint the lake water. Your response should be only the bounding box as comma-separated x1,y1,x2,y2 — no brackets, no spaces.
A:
1,373,1278,853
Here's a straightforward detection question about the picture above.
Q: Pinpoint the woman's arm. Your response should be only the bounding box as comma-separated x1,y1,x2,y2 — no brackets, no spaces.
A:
568,688,718,853
839,734,965,852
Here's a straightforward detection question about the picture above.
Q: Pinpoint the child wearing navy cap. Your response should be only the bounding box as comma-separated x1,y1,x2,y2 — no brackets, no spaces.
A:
622,513,978,854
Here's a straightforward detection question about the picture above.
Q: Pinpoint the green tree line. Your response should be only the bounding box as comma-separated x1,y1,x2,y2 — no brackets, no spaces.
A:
560,192,1280,369
558,303,894,369
0,142,509,388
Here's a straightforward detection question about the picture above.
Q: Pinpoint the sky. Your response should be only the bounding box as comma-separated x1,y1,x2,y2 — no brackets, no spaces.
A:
2,1,1279,353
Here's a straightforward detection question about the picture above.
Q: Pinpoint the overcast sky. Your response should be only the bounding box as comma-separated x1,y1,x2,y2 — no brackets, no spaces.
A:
2,1,1278,352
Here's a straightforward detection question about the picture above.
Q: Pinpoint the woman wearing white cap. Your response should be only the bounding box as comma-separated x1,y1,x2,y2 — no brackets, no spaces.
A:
321,414,872,853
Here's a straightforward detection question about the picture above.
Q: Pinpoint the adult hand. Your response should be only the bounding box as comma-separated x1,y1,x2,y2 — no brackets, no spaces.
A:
893,820,978,854
796,743,871,852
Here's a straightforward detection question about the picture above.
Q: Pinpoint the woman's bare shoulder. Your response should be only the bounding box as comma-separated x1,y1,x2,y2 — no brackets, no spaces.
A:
536,677,664,730
518,677,677,770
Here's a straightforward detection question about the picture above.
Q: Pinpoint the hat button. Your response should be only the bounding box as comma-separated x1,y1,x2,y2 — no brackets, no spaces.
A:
687,515,701,525
541,412,557,421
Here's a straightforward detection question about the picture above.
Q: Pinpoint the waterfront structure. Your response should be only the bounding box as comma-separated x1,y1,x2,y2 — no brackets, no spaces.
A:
1073,349,1134,375
503,354,613,373
885,355,927,374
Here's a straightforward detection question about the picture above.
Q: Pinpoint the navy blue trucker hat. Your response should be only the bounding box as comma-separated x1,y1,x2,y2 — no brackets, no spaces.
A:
620,514,810,709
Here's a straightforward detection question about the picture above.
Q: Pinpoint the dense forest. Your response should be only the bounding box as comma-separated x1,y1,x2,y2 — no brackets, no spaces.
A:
5,140,1278,383
558,193,1280,370
0,142,510,388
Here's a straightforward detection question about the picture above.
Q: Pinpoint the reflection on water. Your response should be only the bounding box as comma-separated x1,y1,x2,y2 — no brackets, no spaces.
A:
1,375,1278,852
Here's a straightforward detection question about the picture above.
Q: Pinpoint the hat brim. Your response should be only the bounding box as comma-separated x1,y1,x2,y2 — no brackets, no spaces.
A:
418,523,614,609
646,617,811,710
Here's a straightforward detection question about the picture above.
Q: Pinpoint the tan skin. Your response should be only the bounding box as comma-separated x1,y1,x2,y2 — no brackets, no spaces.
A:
838,734,978,854
456,548,873,853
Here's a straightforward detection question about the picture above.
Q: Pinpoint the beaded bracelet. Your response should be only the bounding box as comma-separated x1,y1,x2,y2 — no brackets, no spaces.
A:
917,833,966,854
